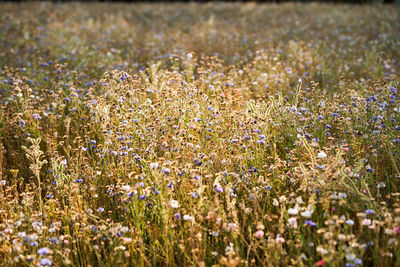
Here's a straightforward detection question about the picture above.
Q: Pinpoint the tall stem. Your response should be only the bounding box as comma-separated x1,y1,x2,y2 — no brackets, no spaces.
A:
36,159,43,215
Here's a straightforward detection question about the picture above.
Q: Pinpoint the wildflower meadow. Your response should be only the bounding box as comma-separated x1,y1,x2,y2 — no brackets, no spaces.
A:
0,2,399,266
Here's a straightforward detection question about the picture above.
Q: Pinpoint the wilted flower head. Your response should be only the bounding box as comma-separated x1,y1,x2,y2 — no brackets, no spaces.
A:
150,162,159,169
183,215,193,221
288,217,298,228
288,208,299,215
301,210,313,218
170,200,179,209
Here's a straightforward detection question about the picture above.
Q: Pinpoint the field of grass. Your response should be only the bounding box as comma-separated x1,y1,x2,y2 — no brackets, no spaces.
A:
0,2,399,266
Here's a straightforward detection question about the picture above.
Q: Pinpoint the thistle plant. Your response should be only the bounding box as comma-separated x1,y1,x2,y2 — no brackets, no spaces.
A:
22,137,47,214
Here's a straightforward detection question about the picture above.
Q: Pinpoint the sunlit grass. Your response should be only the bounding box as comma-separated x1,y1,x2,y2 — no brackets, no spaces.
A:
0,2,399,266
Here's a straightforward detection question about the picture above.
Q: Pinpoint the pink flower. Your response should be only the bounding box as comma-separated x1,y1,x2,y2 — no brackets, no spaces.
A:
276,235,285,243
254,230,264,238
393,227,399,234
362,219,371,226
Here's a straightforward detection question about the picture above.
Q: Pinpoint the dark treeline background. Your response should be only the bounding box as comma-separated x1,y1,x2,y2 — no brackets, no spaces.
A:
3,0,398,3
122,0,398,3
90,0,398,2
128,0,398,2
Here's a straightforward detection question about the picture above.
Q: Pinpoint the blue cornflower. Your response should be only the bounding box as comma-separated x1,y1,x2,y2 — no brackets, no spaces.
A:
365,209,374,215
40,258,52,266
215,186,223,193
162,168,171,175
305,220,317,227
194,159,202,166
38,247,50,255
49,237,59,244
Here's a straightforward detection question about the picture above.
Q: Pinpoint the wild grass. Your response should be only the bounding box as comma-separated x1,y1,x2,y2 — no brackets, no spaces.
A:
0,2,399,266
